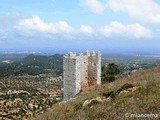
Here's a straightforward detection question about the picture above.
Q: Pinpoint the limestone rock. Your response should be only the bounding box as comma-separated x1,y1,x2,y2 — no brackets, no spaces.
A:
83,100,91,107
82,96,111,107
119,90,130,95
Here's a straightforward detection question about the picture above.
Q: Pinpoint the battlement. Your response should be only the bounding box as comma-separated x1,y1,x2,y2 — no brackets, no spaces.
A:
63,50,101,100
64,50,101,59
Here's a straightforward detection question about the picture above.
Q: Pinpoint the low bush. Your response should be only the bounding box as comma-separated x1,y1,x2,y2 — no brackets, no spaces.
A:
116,83,133,94
102,91,115,99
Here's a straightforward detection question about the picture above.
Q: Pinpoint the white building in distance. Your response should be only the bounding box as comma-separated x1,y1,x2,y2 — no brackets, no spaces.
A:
63,50,101,100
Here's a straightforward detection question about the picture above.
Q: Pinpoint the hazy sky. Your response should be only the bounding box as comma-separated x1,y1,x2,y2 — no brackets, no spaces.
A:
1,0,160,54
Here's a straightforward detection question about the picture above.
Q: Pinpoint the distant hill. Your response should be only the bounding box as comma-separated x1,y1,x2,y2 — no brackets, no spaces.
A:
0,53,29,62
31,66,160,120
0,54,63,77
23,54,63,70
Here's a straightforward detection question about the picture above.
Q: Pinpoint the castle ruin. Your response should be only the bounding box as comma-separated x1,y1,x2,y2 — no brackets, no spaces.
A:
63,50,101,100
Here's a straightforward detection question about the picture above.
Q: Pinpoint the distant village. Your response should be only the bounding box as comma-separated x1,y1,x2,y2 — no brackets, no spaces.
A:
0,75,63,120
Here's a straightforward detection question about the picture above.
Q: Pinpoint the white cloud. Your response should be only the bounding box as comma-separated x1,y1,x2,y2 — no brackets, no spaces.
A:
108,0,160,24
17,16,95,36
80,25,94,35
99,21,152,38
17,16,74,34
0,12,22,29
81,0,107,14
81,0,160,24
16,16,152,39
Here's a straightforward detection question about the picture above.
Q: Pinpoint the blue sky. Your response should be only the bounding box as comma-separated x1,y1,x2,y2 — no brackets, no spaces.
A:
0,0,160,54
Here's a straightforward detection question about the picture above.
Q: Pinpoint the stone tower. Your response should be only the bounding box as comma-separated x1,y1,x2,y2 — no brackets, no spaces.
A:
63,50,101,100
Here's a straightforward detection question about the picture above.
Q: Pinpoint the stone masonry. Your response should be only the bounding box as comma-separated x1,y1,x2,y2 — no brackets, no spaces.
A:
63,50,101,100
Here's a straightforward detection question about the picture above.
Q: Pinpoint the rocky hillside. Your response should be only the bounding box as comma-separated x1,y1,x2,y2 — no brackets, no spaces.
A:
31,66,160,120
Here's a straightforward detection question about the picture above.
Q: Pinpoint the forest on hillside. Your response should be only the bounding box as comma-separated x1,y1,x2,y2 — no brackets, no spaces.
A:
0,54,63,77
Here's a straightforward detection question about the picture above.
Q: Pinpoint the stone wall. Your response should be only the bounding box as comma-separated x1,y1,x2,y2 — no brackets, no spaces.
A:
63,51,101,100
63,53,79,100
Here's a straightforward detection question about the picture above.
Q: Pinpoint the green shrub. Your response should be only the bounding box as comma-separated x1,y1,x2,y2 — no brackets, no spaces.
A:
101,63,120,83
121,83,133,90
102,91,115,99
103,75,115,83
